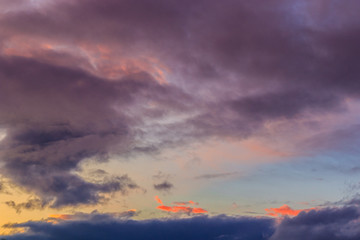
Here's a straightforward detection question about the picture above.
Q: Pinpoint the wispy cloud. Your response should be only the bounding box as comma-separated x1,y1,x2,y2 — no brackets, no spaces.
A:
195,172,238,180
1,214,274,240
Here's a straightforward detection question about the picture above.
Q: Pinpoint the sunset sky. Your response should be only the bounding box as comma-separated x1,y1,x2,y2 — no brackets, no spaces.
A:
1,0,360,239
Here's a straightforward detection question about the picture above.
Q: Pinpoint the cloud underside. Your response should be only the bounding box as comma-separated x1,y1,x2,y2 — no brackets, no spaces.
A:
1,0,360,207
4,215,274,240
4,203,360,240
153,181,174,192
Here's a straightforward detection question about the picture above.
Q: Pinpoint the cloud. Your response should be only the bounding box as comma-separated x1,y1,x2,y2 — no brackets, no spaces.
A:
154,196,207,215
153,181,174,192
46,209,138,223
89,169,109,177
1,0,360,208
301,124,360,155
195,172,238,180
5,198,46,213
154,196,163,205
265,204,317,217
270,206,360,240
0,55,187,207
156,205,207,214
5,198,360,240
1,215,274,240
2,0,358,127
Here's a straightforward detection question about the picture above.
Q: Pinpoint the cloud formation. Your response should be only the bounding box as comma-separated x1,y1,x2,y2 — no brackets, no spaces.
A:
270,206,360,240
265,204,317,217
6,198,45,213
195,172,238,180
153,181,174,192
3,200,360,240
155,196,207,215
2,215,274,240
0,55,184,207
1,0,360,209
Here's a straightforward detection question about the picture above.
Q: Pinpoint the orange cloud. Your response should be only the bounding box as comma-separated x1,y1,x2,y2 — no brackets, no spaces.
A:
157,205,187,212
155,196,207,214
155,195,163,205
265,204,316,217
192,208,208,213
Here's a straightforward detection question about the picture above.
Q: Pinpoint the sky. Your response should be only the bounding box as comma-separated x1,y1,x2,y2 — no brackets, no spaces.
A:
1,0,360,239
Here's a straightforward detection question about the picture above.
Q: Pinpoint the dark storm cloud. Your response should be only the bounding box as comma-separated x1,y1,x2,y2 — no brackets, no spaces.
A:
0,0,29,11
153,181,173,192
231,90,341,121
270,206,360,240
2,0,360,97
5,199,45,213
1,0,360,207
0,56,190,207
4,205,360,240
2,215,275,240
57,209,139,221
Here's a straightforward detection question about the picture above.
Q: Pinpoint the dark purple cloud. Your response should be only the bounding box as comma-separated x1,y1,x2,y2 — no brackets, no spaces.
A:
1,0,359,136
4,203,360,240
1,0,360,207
153,181,174,192
4,197,360,240
2,215,275,240
5,198,45,213
270,206,360,240
0,55,190,207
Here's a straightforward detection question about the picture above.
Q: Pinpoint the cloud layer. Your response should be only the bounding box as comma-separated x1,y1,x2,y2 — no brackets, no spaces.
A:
3,215,274,240
4,202,360,240
1,0,360,209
